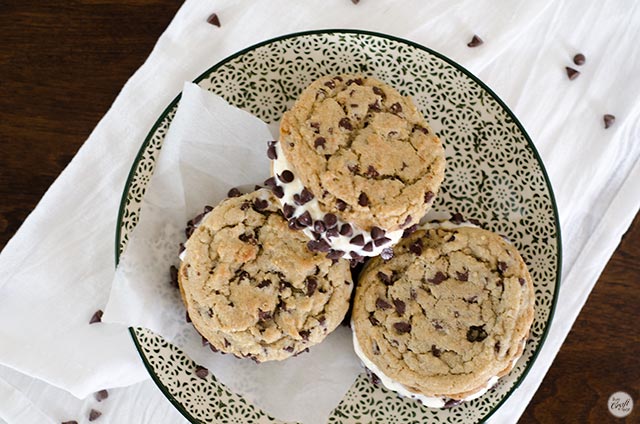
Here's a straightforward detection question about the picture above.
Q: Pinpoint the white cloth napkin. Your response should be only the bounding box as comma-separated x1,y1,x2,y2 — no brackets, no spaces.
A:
1,0,639,423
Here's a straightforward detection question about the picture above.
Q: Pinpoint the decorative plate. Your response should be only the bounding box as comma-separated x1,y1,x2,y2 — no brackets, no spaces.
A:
116,30,561,423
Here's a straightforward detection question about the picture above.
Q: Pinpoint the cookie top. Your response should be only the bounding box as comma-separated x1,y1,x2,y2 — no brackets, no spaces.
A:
352,225,534,401
178,189,353,362
278,74,445,233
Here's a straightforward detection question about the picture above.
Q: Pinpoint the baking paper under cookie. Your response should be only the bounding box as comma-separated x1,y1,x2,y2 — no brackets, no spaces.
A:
104,82,362,424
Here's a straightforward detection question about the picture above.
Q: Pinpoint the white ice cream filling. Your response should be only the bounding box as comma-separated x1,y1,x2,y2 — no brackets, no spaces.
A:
270,140,406,260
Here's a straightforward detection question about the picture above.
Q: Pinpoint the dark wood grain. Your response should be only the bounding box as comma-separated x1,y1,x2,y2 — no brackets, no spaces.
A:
0,2,638,423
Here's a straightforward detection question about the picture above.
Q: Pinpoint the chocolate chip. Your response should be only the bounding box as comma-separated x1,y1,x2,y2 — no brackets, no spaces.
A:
238,233,254,244
393,322,412,334
374,237,391,247
263,176,277,188
447,234,456,242
573,53,586,66
185,310,191,323
495,341,501,353
431,344,442,358
519,277,526,286
339,223,353,237
224,338,230,347
313,220,326,233
409,239,423,256
318,315,326,326
310,122,320,132
307,239,331,253
376,298,392,310
327,249,345,260
169,265,178,287
497,261,508,274
465,295,478,304
604,114,615,129
427,272,447,285
389,102,402,114
89,310,103,324
202,335,209,347
380,248,394,260
432,319,444,330
467,34,483,47
257,279,271,288
94,389,108,402
288,218,303,230
469,218,482,227
369,100,381,112
377,272,392,285
565,66,580,80
240,201,251,211
368,226,384,240
88,409,102,422
253,199,268,210
284,346,294,352
206,12,221,27
456,271,469,282
297,187,314,204
278,170,294,183
358,192,369,206
361,241,373,252
282,203,295,219
339,117,353,130
323,213,338,228
444,399,462,408
185,225,195,238
314,137,327,149
350,234,365,246
402,224,419,238
402,215,413,228
227,187,241,198
209,343,219,353
306,276,318,296
267,145,277,160
299,330,310,341
272,185,284,198
450,212,464,224
62,421,78,424
368,313,380,326
467,325,488,342
372,86,384,96
424,191,435,203
346,77,363,85
414,125,428,134
393,299,406,315
348,164,360,174
195,365,209,379
324,80,336,89
297,211,312,227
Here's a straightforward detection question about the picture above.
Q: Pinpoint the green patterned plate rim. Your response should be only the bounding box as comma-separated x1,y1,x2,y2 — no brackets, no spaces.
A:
115,29,562,423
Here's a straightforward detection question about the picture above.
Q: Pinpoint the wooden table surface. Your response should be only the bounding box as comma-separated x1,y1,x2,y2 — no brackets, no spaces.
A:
1,2,638,423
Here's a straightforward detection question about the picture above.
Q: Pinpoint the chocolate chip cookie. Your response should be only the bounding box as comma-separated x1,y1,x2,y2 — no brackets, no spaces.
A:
269,75,445,261
178,189,353,362
351,224,534,407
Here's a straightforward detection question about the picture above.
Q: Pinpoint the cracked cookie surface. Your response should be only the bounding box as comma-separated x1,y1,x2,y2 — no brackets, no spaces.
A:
178,189,353,362
279,74,445,232
352,225,534,399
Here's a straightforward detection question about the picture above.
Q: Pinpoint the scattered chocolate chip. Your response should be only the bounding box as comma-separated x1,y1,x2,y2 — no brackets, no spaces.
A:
402,224,419,238
88,409,102,422
402,215,412,228
372,86,384,96
272,185,285,198
89,310,103,324
393,299,406,315
195,365,209,379
169,265,178,287
348,164,360,174
324,80,336,89
604,114,616,129
267,145,277,160
565,67,580,80
310,122,320,132
368,312,380,326
327,249,345,260
257,279,272,289
469,218,482,226
253,199,268,210
238,233,253,244
350,234,365,246
314,137,327,149
185,225,195,238
358,192,369,207
278,170,294,183
389,103,402,114
209,343,219,353
306,276,318,296
497,261,508,273
393,322,412,334
369,100,381,112
409,239,423,256
346,77,363,85
414,125,428,134
298,211,312,227
447,234,456,242
206,12,221,27
323,213,338,228
380,248,394,260
185,310,191,323
376,298,392,310
263,177,277,188
288,218,302,230
467,325,488,342
374,237,391,247
363,242,373,252
258,309,272,321
427,272,447,285
573,53,586,66
297,188,314,204
224,338,231,347
369,226,384,240
350,251,364,262
284,346,295,353
338,223,352,237
377,272,392,285
326,227,339,238
444,399,462,408
336,199,347,211
432,319,443,330
299,330,310,341
313,220,326,233
227,187,241,198
307,239,331,253
94,389,108,402
282,203,295,219
456,271,469,282
178,243,185,254
202,335,209,346
240,201,251,211
318,315,327,326
518,277,526,286
467,34,483,47
424,191,435,203
431,345,442,358
450,212,464,224
62,421,78,424
339,117,353,130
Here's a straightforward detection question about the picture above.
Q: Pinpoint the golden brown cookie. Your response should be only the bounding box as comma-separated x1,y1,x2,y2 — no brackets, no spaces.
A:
178,189,353,362
352,224,534,407
268,74,445,262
